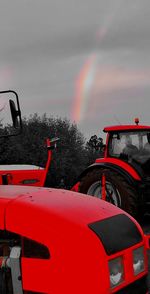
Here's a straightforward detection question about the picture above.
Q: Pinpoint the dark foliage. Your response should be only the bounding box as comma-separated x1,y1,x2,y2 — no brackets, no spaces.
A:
0,113,98,188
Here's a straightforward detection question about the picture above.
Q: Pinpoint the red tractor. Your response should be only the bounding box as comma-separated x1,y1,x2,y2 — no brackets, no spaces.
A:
0,136,59,187
73,119,150,219
0,90,59,188
0,91,149,293
0,185,149,294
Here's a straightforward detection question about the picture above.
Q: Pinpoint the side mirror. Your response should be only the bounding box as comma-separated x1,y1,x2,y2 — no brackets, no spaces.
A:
0,90,22,137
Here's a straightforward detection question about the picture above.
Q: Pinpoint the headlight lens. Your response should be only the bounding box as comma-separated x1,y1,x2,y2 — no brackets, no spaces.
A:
109,256,124,288
133,246,145,275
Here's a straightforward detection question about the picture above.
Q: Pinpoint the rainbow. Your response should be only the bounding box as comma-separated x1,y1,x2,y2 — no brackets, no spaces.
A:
71,1,123,123
72,54,97,123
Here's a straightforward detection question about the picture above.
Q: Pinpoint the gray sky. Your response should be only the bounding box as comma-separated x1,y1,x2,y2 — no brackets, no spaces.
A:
0,0,150,139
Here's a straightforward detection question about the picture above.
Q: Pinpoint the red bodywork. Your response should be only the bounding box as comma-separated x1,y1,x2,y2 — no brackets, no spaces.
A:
103,125,150,132
0,138,52,187
95,157,141,180
0,185,148,293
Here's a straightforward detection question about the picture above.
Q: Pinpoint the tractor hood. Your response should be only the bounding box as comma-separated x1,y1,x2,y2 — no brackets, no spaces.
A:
0,185,140,238
0,184,124,222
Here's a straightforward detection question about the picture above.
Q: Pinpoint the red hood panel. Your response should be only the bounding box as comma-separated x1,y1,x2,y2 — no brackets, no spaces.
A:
2,186,126,240
0,185,44,229
0,185,43,199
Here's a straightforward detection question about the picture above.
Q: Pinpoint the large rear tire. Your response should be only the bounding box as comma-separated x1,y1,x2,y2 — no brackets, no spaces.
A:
79,168,139,218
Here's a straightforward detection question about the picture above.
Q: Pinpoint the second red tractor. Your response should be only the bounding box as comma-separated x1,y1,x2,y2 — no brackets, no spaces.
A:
73,119,150,219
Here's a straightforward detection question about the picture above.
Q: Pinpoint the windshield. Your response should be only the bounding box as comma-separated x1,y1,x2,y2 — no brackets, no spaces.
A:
108,131,150,159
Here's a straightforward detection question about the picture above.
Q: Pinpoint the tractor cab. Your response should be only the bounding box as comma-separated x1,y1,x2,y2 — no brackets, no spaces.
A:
104,124,150,176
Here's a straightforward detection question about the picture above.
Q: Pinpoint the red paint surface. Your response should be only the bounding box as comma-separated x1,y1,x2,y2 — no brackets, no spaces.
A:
0,138,53,187
104,125,150,132
95,157,141,180
0,185,146,293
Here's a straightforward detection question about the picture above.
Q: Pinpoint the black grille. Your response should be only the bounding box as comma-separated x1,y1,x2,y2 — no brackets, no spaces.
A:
88,214,142,255
116,276,148,294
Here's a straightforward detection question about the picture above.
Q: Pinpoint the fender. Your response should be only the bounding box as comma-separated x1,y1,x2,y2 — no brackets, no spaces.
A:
79,157,142,187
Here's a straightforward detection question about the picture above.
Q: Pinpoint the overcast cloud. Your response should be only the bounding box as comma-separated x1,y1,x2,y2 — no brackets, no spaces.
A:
0,0,150,139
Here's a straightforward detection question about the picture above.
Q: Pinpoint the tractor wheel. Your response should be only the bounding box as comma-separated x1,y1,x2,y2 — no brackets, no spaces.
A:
79,168,138,217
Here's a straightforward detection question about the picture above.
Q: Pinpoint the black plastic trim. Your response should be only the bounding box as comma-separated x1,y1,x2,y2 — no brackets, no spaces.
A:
22,237,50,259
89,214,142,255
116,275,148,293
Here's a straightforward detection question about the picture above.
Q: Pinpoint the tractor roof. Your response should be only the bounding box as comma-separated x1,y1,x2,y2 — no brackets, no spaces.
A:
103,125,150,133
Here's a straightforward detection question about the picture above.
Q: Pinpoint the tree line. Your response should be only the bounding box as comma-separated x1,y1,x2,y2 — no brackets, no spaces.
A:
0,113,103,188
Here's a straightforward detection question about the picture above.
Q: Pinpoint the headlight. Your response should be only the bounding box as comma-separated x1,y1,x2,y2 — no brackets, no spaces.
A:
108,256,124,288
133,246,145,275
